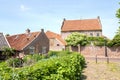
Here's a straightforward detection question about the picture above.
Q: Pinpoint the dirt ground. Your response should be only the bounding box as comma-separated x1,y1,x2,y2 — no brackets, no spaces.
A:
81,60,120,80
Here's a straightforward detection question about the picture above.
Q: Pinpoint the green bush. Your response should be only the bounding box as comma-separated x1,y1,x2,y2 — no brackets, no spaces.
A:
48,50,72,57
23,54,42,62
0,51,85,80
7,58,24,67
17,52,85,80
0,62,13,80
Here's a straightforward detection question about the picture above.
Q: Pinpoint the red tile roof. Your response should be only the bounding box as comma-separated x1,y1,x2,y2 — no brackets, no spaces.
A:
6,32,40,50
46,31,66,45
61,18,102,32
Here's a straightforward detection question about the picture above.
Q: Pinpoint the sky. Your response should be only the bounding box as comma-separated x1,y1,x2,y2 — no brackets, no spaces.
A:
0,0,120,39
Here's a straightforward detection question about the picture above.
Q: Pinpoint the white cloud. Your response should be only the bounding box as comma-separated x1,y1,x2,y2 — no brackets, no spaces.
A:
20,4,30,11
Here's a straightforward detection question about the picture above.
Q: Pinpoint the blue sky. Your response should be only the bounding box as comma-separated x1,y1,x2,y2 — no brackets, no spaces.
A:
0,0,120,39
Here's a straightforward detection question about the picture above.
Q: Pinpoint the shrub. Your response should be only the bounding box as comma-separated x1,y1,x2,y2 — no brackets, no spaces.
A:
0,51,86,80
16,52,85,80
48,51,72,57
7,58,24,67
22,54,43,66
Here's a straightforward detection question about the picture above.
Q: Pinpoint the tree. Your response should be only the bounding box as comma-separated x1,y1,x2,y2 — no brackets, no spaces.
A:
2,47,15,59
112,27,120,46
87,36,108,46
111,4,120,46
116,3,120,23
65,32,88,46
116,27,120,35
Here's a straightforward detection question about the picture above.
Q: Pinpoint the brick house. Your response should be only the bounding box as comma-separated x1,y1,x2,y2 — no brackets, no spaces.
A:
46,31,66,51
6,29,49,56
61,16,102,39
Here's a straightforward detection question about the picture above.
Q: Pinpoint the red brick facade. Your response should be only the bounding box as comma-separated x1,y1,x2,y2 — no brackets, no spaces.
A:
7,29,49,55
71,46,120,58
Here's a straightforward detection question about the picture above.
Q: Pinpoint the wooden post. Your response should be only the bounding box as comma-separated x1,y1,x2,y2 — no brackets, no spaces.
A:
95,55,97,64
107,57,109,64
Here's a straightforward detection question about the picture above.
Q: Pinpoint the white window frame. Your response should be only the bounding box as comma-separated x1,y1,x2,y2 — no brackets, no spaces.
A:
29,46,35,54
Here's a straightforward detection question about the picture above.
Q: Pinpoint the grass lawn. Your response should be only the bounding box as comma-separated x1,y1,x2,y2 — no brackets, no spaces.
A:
82,60,120,80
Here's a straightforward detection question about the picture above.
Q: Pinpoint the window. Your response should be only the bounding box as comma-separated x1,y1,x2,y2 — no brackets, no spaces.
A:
90,33,93,36
29,46,35,54
57,44,60,46
42,47,47,54
97,33,99,36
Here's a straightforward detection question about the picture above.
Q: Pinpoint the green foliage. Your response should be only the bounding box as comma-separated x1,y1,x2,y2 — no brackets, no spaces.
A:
116,8,120,19
113,3,120,46
2,47,15,59
87,36,107,46
112,35,120,46
65,32,88,46
7,58,23,67
48,50,72,57
116,4,120,23
0,51,85,80
0,62,13,80
65,32,110,47
116,27,120,35
17,52,85,80
109,27,120,47
106,40,114,47
23,54,42,66
6,54,45,68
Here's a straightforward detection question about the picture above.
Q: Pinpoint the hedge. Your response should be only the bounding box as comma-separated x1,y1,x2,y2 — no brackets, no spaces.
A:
0,51,85,80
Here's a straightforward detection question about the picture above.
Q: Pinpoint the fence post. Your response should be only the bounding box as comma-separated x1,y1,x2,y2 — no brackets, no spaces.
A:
95,55,97,63
107,57,109,64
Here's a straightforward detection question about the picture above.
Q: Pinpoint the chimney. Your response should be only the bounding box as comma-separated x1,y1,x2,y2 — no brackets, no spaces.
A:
63,18,66,21
41,29,44,32
97,16,100,19
26,28,30,34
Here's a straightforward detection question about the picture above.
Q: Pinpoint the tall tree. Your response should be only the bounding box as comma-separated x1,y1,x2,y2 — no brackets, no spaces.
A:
116,27,120,35
112,3,120,46
112,27,120,46
65,32,88,46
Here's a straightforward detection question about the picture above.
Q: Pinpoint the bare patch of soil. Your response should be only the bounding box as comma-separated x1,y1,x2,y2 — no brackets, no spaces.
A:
81,60,120,80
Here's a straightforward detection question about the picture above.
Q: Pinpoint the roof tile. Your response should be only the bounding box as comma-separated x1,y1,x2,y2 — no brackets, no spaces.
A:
61,18,102,31
46,31,66,45
6,32,40,50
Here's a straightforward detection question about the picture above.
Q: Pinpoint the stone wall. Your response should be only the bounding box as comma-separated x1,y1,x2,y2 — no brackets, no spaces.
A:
71,46,120,58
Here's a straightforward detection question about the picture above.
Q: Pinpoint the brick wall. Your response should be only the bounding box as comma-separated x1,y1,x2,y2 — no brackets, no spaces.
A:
61,30,102,39
71,46,120,58
24,31,49,54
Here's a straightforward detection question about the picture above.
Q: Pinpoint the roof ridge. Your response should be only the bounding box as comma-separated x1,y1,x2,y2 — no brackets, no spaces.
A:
46,31,66,45
7,31,40,37
47,30,60,36
65,18,98,21
22,32,41,50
